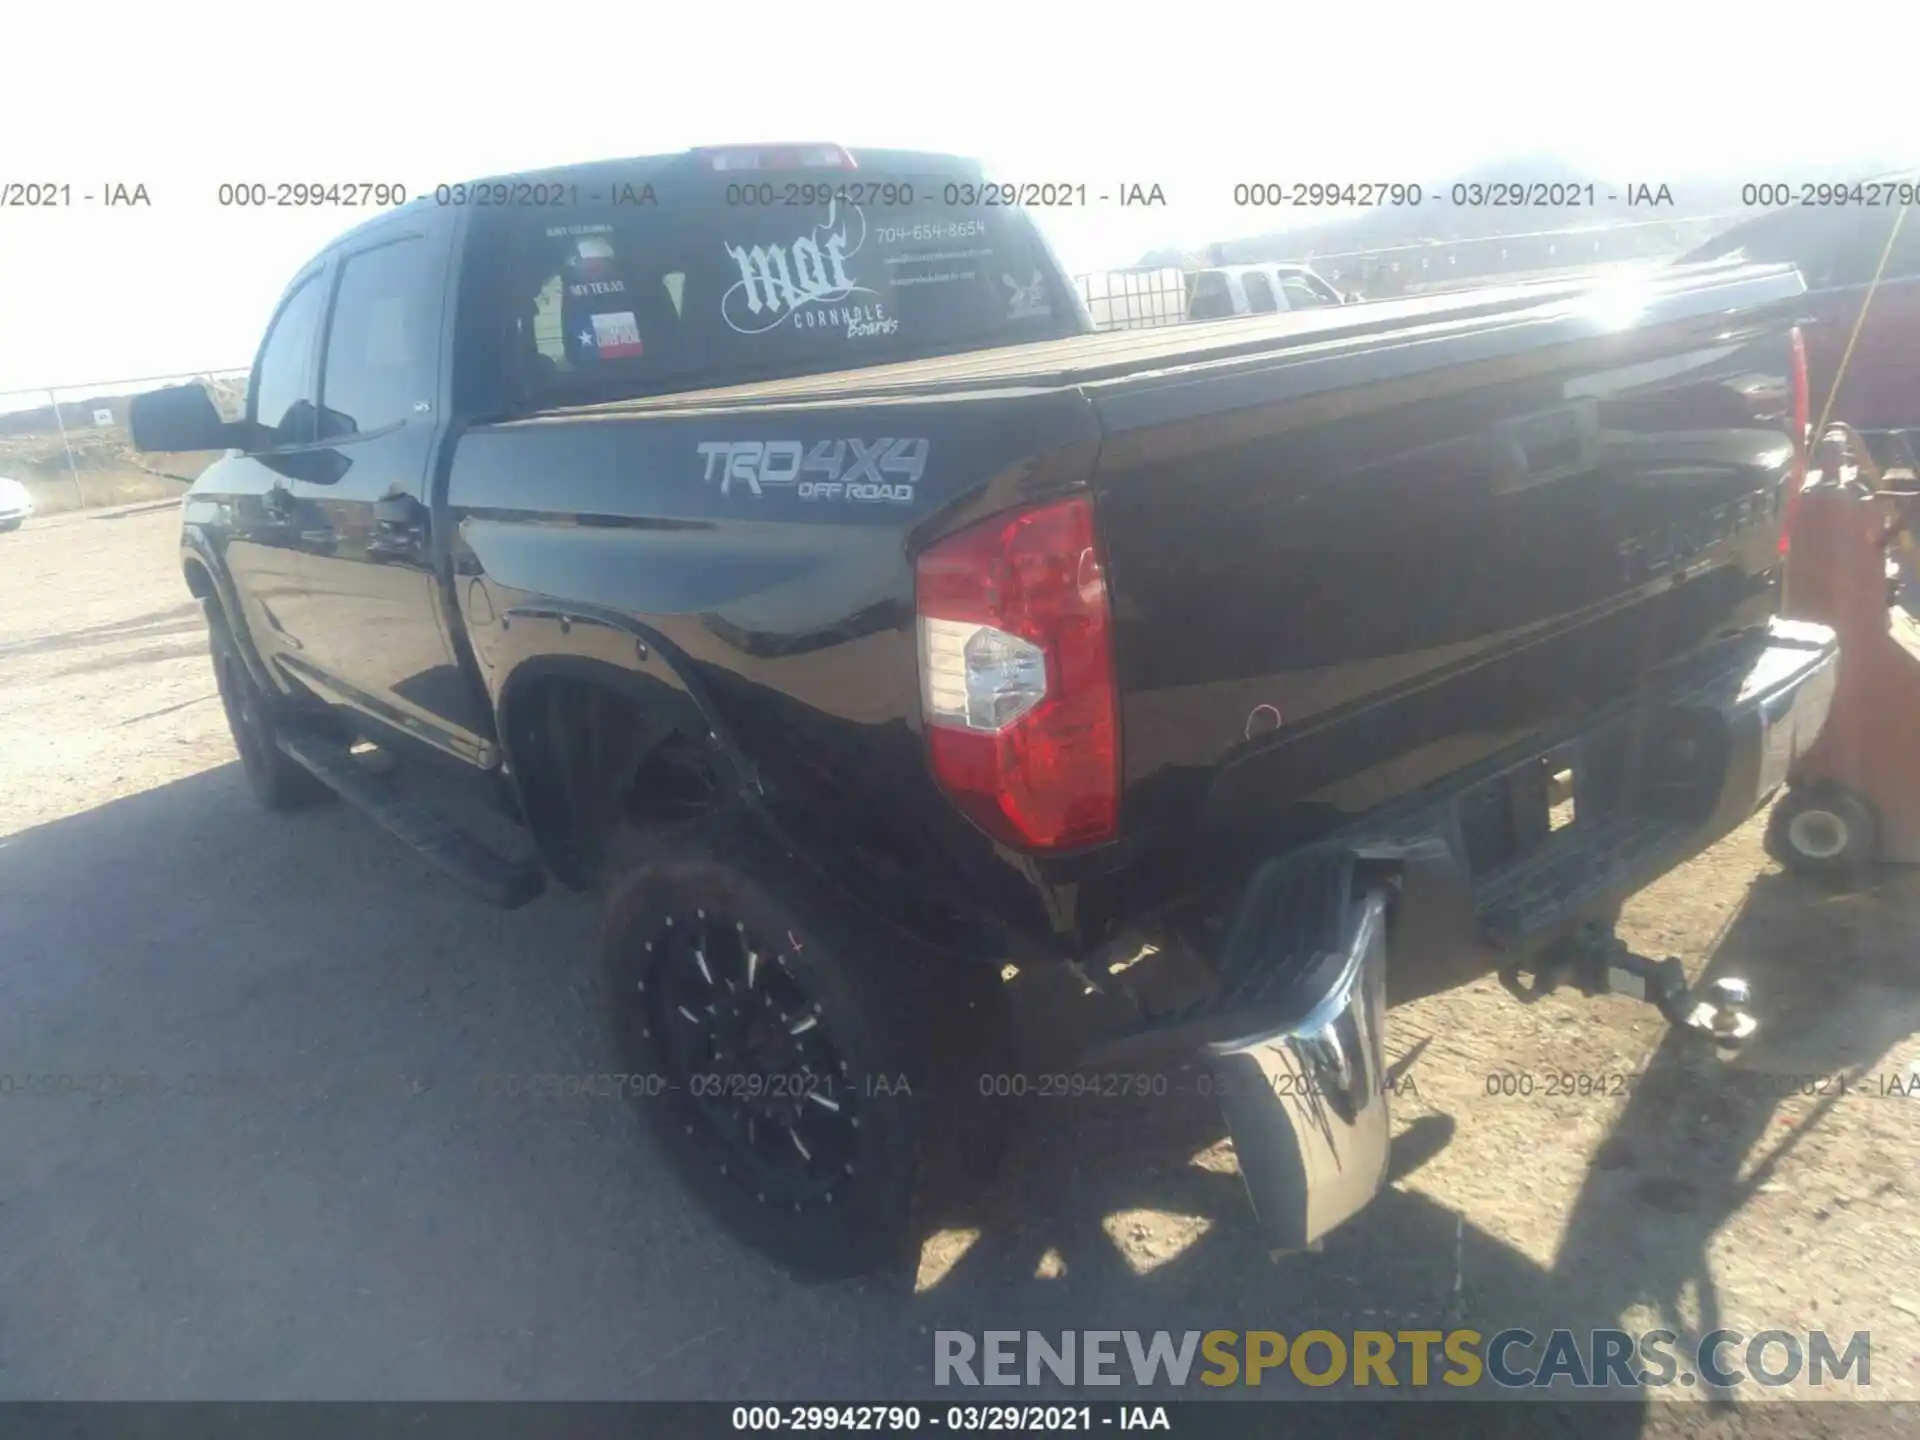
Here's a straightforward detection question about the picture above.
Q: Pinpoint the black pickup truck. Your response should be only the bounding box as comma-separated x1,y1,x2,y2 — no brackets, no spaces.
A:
133,144,1839,1280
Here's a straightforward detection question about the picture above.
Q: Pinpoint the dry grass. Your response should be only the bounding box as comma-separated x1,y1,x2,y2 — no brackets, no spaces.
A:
1,431,212,515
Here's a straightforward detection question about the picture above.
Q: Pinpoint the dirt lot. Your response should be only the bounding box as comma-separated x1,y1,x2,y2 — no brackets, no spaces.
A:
0,430,206,517
2,505,1917,1415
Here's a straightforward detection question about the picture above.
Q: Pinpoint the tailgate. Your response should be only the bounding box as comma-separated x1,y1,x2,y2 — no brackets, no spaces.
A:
1086,268,1807,855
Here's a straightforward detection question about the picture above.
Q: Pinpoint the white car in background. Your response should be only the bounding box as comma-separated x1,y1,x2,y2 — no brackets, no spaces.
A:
0,476,33,532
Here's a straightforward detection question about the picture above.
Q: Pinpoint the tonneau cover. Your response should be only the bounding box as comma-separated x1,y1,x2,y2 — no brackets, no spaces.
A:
518,262,1804,421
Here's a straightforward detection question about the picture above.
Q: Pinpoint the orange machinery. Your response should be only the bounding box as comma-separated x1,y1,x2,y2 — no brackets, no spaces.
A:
1769,424,1920,879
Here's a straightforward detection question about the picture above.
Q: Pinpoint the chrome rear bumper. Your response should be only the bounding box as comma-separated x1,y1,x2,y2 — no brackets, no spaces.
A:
1204,887,1392,1255
1076,620,1839,1258
1196,618,1840,1256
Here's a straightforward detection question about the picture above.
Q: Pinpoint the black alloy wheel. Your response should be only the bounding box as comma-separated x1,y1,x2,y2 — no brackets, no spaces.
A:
600,814,1011,1280
642,907,863,1211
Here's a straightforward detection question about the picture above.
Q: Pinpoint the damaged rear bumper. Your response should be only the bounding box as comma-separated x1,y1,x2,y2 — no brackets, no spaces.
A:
1203,886,1392,1254
1114,618,1840,1254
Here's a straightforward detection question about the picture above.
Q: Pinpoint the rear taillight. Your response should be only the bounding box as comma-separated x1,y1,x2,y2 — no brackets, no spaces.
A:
915,494,1119,852
1780,324,1810,556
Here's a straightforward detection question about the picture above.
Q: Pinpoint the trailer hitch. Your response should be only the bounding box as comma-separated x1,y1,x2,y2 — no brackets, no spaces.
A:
1500,922,1758,1052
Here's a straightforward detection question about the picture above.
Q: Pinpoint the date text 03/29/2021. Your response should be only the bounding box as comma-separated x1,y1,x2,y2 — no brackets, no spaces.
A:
729,1405,1166,1433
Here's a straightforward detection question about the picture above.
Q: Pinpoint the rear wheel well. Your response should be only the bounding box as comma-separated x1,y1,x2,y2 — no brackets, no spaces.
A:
503,673,725,889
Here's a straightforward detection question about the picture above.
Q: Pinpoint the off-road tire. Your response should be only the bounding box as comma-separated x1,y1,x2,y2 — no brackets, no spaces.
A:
599,812,1012,1281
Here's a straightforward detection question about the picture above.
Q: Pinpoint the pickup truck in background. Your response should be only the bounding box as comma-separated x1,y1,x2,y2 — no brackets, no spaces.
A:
1185,261,1351,319
133,143,1838,1280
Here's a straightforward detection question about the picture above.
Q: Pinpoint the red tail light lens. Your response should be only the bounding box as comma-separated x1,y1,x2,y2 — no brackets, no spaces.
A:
1780,324,1809,556
915,494,1119,852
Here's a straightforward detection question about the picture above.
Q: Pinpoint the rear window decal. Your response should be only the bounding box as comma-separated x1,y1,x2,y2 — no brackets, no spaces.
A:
582,311,643,359
722,202,879,336
516,182,1068,397
571,235,622,279
1003,270,1050,319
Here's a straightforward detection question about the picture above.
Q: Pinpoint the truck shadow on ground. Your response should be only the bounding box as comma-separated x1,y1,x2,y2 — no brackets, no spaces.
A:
1542,865,1920,1393
3,767,1914,1412
901,858,1920,1421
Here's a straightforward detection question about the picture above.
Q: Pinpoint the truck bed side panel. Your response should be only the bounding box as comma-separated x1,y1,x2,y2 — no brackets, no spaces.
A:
445,389,1103,946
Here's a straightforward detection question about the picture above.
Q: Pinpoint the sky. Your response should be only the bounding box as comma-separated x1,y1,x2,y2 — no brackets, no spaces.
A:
2,0,1913,398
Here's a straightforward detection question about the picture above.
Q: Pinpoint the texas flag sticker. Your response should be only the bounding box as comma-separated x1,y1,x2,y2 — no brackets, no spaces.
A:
584,311,643,359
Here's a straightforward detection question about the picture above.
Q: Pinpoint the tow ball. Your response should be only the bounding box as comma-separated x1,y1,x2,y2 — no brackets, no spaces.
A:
1499,923,1758,1052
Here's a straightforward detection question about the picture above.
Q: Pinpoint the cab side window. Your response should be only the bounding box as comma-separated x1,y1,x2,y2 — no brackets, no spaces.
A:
1279,273,1340,309
1300,272,1345,305
250,274,327,449
1242,271,1279,313
319,237,438,439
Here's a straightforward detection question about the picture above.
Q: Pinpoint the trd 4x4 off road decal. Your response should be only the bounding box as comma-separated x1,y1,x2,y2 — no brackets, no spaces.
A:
696,439,928,503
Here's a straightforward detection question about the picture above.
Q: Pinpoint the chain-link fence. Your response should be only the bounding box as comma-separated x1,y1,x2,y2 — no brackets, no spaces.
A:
1075,267,1191,331
0,369,248,515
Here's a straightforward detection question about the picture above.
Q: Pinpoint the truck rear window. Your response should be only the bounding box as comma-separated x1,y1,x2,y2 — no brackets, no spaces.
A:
501,178,1079,402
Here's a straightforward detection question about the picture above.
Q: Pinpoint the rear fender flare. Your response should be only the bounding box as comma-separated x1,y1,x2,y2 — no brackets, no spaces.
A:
488,605,758,884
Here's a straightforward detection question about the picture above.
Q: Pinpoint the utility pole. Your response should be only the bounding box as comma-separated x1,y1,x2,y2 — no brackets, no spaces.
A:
47,389,87,510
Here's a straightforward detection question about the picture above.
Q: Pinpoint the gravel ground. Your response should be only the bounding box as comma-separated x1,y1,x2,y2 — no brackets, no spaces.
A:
2,506,1917,1414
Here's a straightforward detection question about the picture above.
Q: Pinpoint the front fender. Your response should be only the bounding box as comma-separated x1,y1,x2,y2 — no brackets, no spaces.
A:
180,518,272,690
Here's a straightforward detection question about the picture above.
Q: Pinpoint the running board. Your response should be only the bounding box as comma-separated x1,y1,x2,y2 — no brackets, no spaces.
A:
275,730,546,909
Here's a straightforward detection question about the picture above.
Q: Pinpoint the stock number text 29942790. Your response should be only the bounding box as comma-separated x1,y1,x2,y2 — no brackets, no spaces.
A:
216,182,408,208
723,181,918,208
1233,182,1425,207
1741,180,1920,208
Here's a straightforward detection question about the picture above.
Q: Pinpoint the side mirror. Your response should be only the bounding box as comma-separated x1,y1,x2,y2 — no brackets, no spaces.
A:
128,384,238,453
